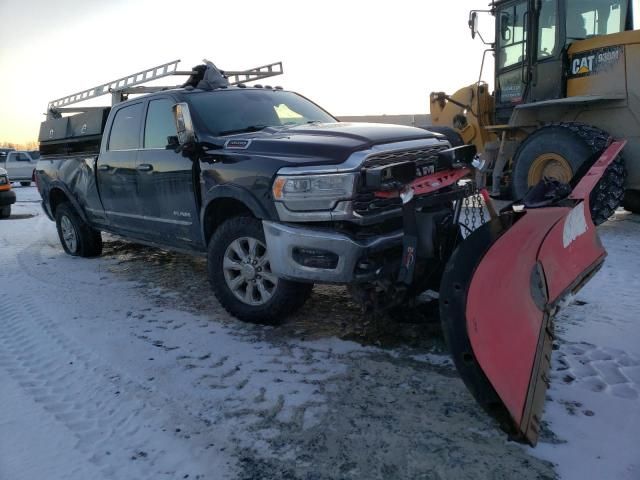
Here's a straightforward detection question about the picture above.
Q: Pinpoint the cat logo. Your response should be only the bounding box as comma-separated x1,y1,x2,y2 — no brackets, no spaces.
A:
568,46,623,78
572,55,595,75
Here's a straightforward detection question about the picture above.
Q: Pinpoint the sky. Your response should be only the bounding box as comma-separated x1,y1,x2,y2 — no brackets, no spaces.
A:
0,0,497,143
0,0,638,144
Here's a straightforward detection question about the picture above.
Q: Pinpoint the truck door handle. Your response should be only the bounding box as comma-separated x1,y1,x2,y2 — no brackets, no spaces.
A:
98,164,111,171
137,164,153,172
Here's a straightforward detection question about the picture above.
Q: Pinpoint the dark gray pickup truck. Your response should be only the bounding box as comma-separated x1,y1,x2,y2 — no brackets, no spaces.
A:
35,61,470,324
37,60,620,446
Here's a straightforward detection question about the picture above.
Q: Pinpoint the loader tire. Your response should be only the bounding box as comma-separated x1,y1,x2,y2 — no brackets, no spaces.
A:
208,216,313,325
511,123,626,225
623,190,640,214
0,206,10,219
55,203,103,257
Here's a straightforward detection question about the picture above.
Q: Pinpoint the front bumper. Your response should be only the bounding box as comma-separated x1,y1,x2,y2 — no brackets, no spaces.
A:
0,189,16,207
263,220,402,283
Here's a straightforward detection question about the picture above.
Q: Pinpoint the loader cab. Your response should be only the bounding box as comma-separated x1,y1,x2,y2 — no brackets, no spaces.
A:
492,0,633,123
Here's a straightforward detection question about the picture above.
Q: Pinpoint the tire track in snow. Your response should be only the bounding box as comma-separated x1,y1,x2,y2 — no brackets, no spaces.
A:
0,297,233,480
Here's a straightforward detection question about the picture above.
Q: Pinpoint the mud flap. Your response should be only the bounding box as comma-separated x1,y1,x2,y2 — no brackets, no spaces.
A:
439,141,625,446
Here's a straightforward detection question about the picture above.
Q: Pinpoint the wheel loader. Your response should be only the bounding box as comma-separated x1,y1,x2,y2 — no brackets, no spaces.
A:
430,0,639,219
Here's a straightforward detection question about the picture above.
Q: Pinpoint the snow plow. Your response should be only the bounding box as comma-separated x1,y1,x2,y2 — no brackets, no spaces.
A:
373,140,624,446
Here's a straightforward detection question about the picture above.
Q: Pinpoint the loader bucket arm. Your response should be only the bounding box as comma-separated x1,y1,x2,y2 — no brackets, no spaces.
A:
440,140,625,445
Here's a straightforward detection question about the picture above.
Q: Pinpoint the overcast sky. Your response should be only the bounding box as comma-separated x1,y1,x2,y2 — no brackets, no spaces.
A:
0,0,637,144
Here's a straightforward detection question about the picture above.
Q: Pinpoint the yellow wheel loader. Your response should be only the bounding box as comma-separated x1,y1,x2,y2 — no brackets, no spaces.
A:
430,0,639,220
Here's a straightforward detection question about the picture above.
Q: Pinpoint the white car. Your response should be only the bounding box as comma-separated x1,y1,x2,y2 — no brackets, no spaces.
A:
0,150,38,186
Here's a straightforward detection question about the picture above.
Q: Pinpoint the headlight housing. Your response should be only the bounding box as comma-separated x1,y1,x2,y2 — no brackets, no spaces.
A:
272,172,358,211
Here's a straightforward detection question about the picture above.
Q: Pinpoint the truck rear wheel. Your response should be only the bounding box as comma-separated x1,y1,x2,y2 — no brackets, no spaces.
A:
208,216,313,324
55,203,103,257
20,181,31,187
511,123,625,225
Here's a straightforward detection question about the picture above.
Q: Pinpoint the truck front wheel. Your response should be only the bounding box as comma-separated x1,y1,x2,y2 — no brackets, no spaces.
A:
55,203,103,257
208,216,312,324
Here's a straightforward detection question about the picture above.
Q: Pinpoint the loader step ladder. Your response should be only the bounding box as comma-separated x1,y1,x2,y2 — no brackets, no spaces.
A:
47,59,284,111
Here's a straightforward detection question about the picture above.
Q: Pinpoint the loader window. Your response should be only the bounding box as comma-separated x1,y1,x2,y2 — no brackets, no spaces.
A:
497,1,528,69
566,0,628,41
537,0,558,59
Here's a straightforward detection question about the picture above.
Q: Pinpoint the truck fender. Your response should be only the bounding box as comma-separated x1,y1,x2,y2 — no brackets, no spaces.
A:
47,181,90,224
200,184,273,244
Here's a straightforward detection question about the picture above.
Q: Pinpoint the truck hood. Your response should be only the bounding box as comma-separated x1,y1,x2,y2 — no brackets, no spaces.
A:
204,122,444,166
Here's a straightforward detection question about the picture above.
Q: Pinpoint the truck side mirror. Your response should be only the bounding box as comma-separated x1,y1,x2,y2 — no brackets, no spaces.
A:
172,103,196,146
469,11,478,39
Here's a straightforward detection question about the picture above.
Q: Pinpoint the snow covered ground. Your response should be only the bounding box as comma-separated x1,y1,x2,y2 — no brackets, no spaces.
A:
0,185,638,479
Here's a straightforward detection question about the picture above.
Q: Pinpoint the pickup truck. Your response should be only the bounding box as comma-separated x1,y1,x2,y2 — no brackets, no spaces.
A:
36,62,459,323
0,150,38,186
36,60,620,446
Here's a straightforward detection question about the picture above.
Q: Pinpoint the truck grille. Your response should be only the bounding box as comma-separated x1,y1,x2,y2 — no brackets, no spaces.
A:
355,145,448,216
363,145,447,175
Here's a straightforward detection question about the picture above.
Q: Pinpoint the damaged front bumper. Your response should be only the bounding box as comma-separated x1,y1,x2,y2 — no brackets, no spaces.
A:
263,220,402,283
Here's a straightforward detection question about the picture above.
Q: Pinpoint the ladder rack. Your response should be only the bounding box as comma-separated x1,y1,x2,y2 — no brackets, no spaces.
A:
48,60,182,110
47,59,284,111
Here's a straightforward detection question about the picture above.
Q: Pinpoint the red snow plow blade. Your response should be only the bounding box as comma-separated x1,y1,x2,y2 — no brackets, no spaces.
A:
440,140,625,446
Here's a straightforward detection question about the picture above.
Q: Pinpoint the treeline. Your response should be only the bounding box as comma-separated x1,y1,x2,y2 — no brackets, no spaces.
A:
0,140,39,151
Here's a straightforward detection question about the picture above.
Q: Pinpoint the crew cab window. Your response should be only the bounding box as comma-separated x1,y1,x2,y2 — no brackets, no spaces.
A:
108,103,143,150
566,0,628,40
188,90,335,136
538,0,558,59
498,1,528,69
16,153,30,162
144,99,177,149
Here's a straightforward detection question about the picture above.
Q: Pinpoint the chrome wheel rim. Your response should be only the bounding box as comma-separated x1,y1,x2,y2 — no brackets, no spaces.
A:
60,215,78,253
223,236,277,306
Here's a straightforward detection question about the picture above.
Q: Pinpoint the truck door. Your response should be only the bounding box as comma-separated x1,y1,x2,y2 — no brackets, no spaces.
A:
494,0,532,123
97,101,145,234
136,97,201,247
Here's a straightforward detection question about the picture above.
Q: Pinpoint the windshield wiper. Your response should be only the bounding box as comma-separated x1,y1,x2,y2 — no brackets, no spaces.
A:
218,125,269,136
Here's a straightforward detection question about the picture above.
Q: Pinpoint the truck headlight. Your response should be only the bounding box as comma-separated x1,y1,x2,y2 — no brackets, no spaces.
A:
272,172,357,211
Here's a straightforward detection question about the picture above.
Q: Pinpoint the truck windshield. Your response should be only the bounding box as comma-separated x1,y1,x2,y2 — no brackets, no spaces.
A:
566,0,629,40
188,89,336,136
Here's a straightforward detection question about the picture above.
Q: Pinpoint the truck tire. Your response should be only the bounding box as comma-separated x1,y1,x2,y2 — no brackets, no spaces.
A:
55,203,103,257
623,190,640,214
511,123,626,225
422,125,464,147
208,216,313,324
20,181,31,187
0,206,10,219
